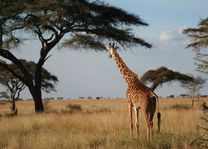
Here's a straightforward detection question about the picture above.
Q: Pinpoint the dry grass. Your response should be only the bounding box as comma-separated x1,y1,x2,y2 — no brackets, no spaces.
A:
0,97,207,149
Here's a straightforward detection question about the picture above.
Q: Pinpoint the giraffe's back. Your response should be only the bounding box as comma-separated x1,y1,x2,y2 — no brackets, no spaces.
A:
126,82,156,106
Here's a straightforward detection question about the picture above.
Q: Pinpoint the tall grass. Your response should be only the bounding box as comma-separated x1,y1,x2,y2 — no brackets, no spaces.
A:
0,98,206,149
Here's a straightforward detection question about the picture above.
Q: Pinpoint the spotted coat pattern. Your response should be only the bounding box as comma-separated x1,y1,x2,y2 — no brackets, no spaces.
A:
107,45,159,141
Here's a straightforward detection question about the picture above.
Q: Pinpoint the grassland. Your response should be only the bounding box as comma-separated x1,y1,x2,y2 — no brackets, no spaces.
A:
0,97,207,149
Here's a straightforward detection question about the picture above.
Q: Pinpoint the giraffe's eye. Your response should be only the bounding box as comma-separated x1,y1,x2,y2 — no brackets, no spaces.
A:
108,54,112,58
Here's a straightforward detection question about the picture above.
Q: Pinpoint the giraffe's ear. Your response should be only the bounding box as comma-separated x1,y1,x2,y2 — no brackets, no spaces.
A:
112,43,115,47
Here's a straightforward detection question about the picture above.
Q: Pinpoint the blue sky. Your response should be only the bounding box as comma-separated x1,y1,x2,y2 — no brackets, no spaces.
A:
10,0,208,99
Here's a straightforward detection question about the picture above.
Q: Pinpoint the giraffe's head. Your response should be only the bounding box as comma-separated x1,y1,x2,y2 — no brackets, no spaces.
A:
105,43,118,58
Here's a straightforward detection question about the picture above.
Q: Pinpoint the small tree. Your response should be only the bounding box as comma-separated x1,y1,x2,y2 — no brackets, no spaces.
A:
3,78,25,112
0,59,58,113
181,77,206,106
141,66,194,91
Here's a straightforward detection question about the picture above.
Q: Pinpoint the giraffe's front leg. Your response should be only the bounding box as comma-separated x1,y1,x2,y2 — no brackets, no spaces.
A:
133,106,139,139
128,103,133,137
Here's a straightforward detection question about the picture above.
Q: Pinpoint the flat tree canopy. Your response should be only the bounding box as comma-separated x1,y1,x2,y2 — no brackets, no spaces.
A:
0,0,151,112
141,66,194,91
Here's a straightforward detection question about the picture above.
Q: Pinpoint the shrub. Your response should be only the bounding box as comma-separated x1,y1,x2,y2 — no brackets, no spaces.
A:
169,104,191,110
66,104,82,114
85,105,111,114
190,102,208,148
43,100,51,112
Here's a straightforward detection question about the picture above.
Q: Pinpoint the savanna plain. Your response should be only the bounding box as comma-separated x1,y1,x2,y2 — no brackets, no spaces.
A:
0,97,207,149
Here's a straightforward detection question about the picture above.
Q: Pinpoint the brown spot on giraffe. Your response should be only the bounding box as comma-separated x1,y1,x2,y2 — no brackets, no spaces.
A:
106,43,161,141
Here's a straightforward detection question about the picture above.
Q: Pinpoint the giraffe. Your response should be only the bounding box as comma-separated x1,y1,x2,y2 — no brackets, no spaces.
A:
106,43,161,141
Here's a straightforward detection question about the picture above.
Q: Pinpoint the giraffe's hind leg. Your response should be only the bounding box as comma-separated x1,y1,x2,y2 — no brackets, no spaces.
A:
149,97,156,125
144,109,151,141
143,97,156,141
149,96,157,140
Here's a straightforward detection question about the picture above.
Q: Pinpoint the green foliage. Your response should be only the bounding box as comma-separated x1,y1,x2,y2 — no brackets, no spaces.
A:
0,0,25,49
62,34,106,50
22,0,152,50
194,53,208,74
141,66,194,91
183,18,208,49
183,17,208,74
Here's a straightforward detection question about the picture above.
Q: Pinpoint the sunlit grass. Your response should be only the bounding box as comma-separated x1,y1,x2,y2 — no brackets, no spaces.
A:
0,98,207,148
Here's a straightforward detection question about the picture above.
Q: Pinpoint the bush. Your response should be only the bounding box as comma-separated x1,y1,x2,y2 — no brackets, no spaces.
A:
169,104,191,110
66,104,82,114
190,102,208,148
43,100,51,112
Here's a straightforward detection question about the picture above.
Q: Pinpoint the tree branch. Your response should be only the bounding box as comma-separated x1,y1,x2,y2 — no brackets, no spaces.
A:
0,61,27,85
0,48,33,86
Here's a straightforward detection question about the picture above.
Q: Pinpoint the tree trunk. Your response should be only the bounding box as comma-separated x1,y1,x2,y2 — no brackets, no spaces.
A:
11,99,16,112
30,87,44,113
191,96,195,107
34,97,44,112
34,93,44,112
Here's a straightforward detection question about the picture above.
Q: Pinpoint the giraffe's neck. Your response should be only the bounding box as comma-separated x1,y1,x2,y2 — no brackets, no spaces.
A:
111,51,140,86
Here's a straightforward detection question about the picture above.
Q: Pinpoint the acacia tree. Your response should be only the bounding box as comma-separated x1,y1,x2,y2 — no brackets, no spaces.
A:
0,59,58,112
141,66,194,91
0,0,151,112
0,77,25,113
183,18,208,74
181,77,206,106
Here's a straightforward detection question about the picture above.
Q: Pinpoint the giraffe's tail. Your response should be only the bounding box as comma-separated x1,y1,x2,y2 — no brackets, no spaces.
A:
156,96,161,133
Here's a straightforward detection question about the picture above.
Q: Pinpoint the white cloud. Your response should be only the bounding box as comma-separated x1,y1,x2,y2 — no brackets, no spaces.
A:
157,29,189,51
159,29,185,41
160,31,172,41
